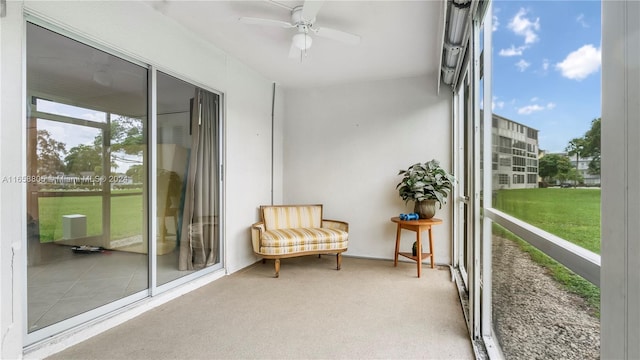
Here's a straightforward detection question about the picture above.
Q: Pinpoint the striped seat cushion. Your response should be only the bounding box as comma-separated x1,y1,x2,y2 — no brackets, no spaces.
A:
260,227,348,254
260,240,349,255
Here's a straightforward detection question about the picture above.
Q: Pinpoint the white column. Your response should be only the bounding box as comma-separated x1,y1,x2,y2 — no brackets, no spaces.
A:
601,1,640,358
0,2,26,358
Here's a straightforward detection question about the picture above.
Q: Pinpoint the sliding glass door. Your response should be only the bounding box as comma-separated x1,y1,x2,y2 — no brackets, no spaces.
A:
25,21,223,343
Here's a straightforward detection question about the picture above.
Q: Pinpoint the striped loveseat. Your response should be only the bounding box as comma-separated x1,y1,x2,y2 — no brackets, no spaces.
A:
251,204,349,277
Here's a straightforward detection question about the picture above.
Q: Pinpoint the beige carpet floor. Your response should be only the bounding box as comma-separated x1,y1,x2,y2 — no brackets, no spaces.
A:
47,256,474,360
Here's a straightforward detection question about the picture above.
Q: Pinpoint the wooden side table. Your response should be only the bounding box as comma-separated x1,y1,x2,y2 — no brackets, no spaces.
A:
391,217,443,278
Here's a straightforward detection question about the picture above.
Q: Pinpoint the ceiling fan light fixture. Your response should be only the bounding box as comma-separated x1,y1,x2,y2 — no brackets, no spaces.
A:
92,70,112,87
292,33,313,50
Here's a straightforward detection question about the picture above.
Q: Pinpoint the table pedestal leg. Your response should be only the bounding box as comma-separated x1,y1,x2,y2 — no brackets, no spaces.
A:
428,227,435,269
394,224,401,267
416,229,422,278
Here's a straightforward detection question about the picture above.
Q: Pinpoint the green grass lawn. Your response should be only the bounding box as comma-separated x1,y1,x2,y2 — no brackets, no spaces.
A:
37,191,143,242
494,188,601,253
493,188,601,315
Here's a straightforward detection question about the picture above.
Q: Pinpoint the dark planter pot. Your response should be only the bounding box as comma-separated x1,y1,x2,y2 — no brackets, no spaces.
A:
412,241,423,256
414,199,437,219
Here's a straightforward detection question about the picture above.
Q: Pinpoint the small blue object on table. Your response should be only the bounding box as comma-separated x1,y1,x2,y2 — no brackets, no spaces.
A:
399,213,419,221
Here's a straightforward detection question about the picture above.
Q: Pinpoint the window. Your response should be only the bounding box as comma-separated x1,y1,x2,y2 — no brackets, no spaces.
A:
499,136,511,153
498,174,510,185
488,1,601,358
512,156,526,166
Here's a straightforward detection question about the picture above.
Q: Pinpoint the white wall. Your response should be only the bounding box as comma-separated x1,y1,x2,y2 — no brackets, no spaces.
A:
283,74,453,263
224,62,282,273
1,1,279,357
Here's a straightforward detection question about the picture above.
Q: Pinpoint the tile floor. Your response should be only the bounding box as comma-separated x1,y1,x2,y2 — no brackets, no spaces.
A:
27,242,193,332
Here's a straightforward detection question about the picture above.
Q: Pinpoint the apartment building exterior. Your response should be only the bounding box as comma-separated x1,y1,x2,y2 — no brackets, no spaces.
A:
491,113,539,190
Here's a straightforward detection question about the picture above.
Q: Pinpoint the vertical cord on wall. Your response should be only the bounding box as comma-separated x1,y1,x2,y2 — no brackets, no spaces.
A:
271,82,276,205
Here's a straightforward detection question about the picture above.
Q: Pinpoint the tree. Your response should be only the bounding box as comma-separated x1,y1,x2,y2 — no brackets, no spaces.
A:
126,164,145,183
565,138,585,186
556,156,574,183
36,129,67,176
65,144,102,175
566,167,584,186
93,116,144,156
581,118,601,175
538,153,574,184
538,154,562,183
94,116,144,174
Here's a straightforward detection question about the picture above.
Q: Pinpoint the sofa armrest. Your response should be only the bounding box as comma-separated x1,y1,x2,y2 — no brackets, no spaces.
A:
251,222,265,254
322,219,349,232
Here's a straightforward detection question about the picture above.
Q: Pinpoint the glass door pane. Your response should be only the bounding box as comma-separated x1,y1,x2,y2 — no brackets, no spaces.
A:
490,2,602,355
26,23,148,334
454,69,471,288
156,72,221,286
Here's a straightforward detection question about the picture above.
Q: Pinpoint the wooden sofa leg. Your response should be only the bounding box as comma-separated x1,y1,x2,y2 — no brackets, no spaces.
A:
336,253,342,270
274,259,280,278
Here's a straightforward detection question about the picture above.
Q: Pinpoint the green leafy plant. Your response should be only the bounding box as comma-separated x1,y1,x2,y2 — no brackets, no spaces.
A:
396,159,455,208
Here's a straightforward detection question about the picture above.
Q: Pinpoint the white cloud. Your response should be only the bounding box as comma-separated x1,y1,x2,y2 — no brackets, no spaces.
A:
517,101,556,115
555,44,601,80
531,97,539,102
482,98,504,111
481,95,505,111
542,59,550,71
499,45,527,57
508,8,540,45
518,104,545,115
493,15,500,32
515,59,530,72
576,13,589,28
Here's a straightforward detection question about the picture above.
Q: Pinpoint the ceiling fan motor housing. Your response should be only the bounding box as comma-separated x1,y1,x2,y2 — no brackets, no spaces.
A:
291,6,314,26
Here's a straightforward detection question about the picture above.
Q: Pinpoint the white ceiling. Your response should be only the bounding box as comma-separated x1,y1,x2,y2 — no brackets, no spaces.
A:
146,0,445,89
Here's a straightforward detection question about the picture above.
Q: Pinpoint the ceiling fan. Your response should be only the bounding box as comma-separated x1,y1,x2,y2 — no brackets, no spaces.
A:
239,0,361,59
33,50,144,88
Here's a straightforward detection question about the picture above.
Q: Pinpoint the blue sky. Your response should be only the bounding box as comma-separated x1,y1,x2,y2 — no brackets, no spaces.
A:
492,1,601,153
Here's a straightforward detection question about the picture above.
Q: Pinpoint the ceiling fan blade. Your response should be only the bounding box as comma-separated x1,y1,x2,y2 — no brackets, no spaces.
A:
315,27,361,45
288,41,302,59
301,0,324,22
238,17,295,28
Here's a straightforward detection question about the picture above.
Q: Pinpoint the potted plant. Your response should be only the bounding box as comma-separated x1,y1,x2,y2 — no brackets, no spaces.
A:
396,159,456,219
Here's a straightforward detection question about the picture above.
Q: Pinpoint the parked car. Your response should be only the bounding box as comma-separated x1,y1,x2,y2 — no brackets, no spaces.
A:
560,183,572,188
